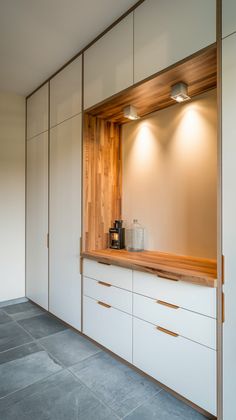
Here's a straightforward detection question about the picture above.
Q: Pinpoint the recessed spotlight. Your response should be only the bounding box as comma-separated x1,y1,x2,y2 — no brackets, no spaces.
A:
123,105,140,120
171,82,190,103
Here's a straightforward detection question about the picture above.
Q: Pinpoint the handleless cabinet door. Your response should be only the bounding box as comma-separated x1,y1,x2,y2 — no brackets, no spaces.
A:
134,0,216,83
27,84,48,139
222,33,236,420
26,132,48,310
50,56,82,127
84,13,133,109
49,113,82,330
222,0,236,38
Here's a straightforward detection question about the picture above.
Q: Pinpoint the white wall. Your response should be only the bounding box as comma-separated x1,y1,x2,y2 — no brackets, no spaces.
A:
122,90,217,259
0,92,25,302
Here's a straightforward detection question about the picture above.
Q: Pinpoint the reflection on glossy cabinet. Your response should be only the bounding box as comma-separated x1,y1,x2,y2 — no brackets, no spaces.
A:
134,0,216,83
222,0,236,38
49,114,82,330
84,14,133,109
27,83,48,139
50,56,82,127
26,132,48,310
222,32,236,420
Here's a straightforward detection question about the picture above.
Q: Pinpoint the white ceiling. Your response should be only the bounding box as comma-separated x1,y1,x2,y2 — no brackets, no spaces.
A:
0,0,138,96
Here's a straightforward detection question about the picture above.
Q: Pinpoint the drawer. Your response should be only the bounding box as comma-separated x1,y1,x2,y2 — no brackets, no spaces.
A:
133,317,216,415
133,270,216,318
83,295,132,362
83,258,132,291
83,276,132,314
133,293,216,349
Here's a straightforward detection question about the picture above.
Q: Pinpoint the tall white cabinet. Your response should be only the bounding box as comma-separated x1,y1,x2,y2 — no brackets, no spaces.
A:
222,5,236,417
49,57,82,330
26,84,49,310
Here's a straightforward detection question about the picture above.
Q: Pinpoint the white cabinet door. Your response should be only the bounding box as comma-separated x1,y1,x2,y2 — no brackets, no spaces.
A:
133,317,216,415
83,295,132,362
222,0,236,38
26,132,48,310
222,33,236,420
50,56,82,127
134,0,216,83
49,113,82,330
84,14,133,109
27,84,48,139
83,259,132,291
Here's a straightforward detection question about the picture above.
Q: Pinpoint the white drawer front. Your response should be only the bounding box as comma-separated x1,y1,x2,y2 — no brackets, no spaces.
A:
133,270,216,318
133,317,216,415
133,293,216,349
83,259,132,291
83,295,132,362
83,276,132,314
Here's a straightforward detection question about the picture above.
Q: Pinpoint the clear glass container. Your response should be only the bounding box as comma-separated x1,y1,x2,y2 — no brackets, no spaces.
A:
126,219,144,252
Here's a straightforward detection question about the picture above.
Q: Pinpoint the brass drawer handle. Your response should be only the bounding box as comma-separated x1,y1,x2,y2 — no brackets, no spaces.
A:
157,326,179,337
156,300,179,310
98,281,111,287
98,261,111,266
97,301,111,309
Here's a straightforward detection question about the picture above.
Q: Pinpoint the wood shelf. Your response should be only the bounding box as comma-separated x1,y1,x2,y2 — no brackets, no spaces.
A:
82,249,217,288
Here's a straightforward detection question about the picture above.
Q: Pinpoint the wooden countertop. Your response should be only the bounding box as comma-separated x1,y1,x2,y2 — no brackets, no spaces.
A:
82,249,217,288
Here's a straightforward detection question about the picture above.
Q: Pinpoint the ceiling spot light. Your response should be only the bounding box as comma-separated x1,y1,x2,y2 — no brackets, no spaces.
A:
171,82,190,103
123,105,140,120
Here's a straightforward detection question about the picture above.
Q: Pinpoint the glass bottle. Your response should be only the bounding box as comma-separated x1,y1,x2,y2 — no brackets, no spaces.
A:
126,219,144,252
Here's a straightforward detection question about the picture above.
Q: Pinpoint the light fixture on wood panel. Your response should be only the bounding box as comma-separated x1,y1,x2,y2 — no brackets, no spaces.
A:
171,82,190,103
123,105,140,120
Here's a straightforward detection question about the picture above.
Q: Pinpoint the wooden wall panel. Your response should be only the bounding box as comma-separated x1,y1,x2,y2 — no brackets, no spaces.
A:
83,114,122,251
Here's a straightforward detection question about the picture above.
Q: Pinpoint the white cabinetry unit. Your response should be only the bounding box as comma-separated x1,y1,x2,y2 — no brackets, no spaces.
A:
222,32,236,420
84,14,133,109
133,317,216,415
49,114,82,330
26,132,48,309
83,258,132,290
27,84,48,139
50,57,82,127
134,0,216,83
222,0,236,38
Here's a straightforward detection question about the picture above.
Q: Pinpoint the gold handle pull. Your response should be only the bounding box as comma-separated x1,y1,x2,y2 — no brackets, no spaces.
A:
98,261,111,266
157,326,179,337
158,274,179,282
157,300,179,310
98,281,111,287
222,292,225,323
97,301,111,309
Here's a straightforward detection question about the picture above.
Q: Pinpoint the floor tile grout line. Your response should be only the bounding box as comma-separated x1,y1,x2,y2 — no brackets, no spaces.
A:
15,317,69,342
0,340,35,356
122,388,163,419
68,368,121,419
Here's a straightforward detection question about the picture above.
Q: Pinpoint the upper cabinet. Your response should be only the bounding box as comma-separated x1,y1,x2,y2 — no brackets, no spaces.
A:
50,56,82,127
222,0,236,38
134,0,216,83
27,83,48,139
84,14,133,109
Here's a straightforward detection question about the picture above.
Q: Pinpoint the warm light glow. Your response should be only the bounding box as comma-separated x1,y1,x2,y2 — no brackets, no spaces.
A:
175,95,185,103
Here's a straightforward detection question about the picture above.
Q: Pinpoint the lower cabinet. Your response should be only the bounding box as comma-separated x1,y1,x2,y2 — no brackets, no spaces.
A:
83,295,132,363
133,317,216,415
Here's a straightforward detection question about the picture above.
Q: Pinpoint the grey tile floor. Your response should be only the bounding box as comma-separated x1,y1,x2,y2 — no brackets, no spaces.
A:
0,300,207,420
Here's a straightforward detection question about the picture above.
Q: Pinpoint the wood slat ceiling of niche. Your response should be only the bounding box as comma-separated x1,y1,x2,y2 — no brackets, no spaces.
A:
85,44,217,123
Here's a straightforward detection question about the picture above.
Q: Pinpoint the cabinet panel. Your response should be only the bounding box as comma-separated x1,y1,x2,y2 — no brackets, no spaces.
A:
133,270,216,318
222,0,236,38
83,259,132,291
83,295,132,362
133,293,216,349
83,276,132,314
49,114,81,330
133,317,216,415
134,0,216,83
50,56,82,127
26,132,48,309
27,84,48,139
84,14,133,109
222,33,236,420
